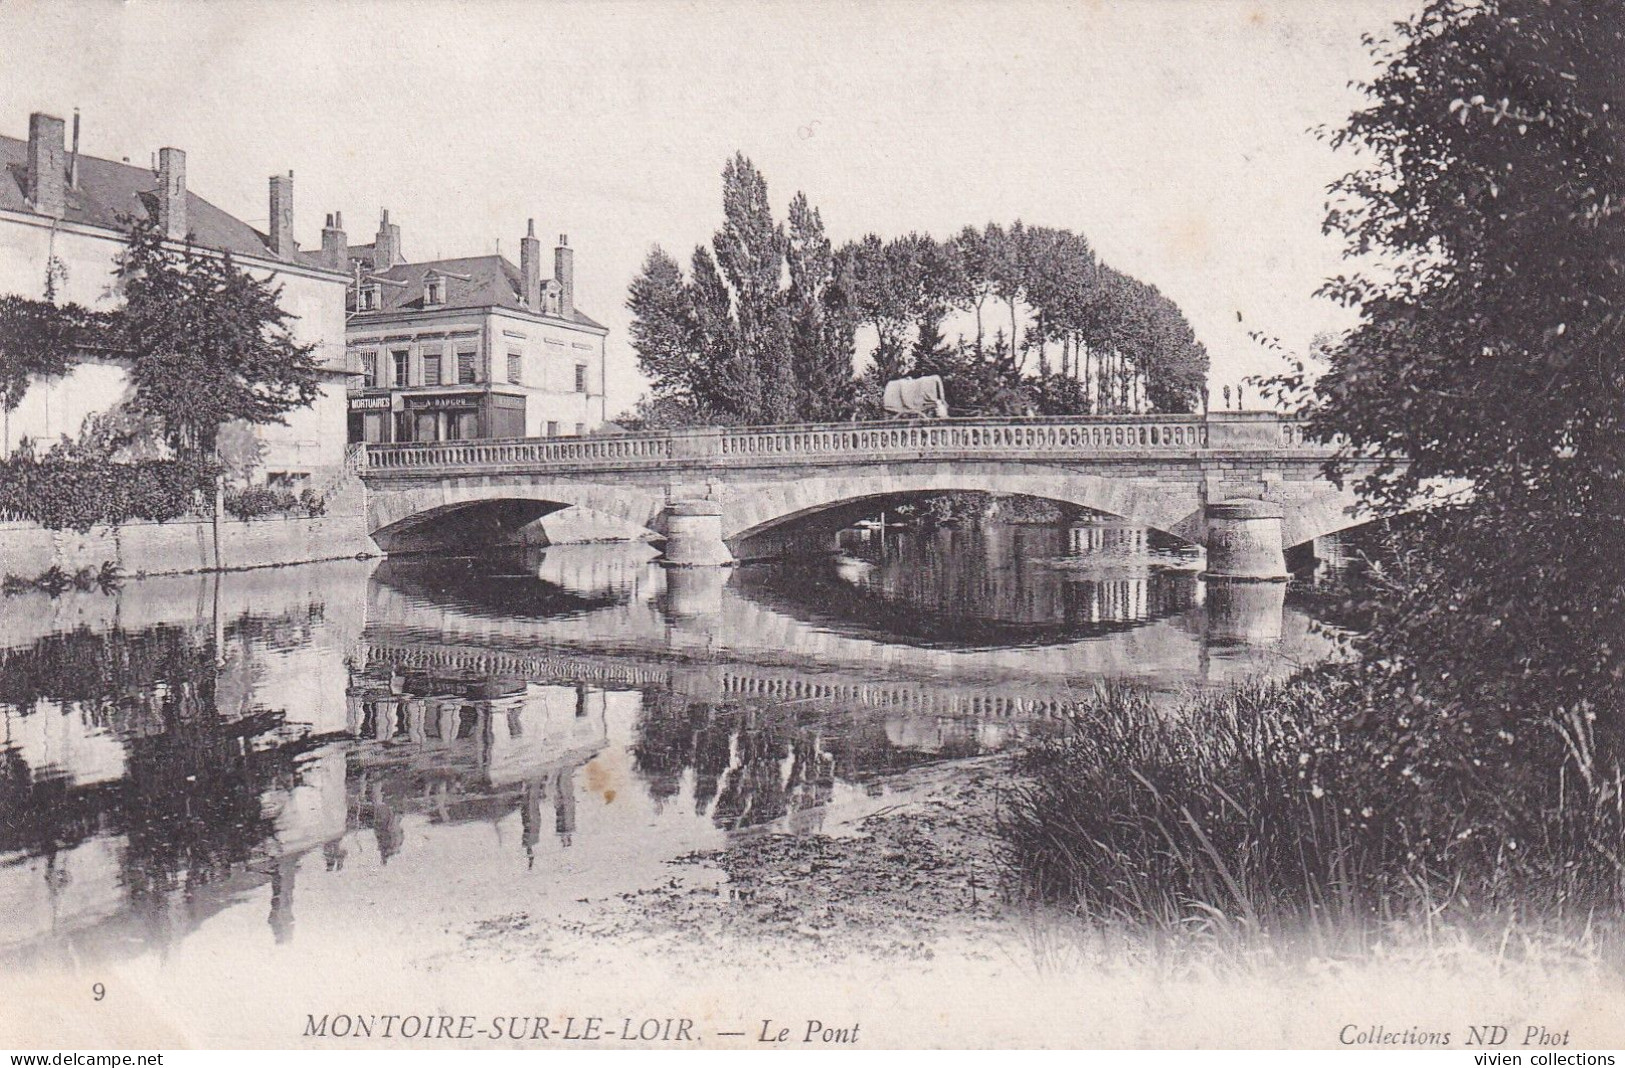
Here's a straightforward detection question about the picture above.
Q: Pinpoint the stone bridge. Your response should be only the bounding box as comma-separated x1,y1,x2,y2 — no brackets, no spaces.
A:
358,411,1374,580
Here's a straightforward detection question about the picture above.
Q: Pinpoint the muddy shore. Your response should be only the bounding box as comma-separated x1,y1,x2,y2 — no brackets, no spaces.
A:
458,753,1021,970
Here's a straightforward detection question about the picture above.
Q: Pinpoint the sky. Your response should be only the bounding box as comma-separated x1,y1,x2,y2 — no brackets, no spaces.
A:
0,0,1420,414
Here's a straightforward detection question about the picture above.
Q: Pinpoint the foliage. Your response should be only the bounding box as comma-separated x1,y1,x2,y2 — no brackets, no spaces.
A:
0,438,215,532
1004,679,1625,935
838,223,1208,417
1000,0,1625,938
222,484,327,521
1300,0,1625,772
627,156,856,425
628,156,1210,425
611,394,711,431
786,192,858,421
0,296,113,412
714,154,798,424
117,218,322,457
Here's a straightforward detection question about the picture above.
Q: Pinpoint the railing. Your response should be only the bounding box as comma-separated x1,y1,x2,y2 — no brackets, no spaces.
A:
360,413,1326,474
717,416,1209,458
362,432,672,471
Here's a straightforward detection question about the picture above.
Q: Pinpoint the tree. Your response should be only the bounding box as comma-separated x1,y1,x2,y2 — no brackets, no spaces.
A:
627,246,699,405
118,220,321,459
1308,0,1625,837
842,234,918,384
952,225,998,347
688,245,755,422
628,155,1209,425
785,192,857,421
713,153,796,424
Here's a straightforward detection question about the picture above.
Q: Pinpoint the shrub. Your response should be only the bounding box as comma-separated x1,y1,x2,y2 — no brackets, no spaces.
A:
0,446,214,532
223,484,326,521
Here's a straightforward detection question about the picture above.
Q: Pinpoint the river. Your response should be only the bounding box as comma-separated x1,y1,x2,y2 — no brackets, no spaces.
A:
0,519,1347,972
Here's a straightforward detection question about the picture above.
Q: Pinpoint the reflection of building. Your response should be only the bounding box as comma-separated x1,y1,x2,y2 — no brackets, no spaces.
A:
0,111,349,477
344,658,612,865
333,211,608,443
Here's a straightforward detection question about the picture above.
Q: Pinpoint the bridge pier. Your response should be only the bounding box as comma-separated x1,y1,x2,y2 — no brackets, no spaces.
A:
659,499,735,567
1202,498,1288,582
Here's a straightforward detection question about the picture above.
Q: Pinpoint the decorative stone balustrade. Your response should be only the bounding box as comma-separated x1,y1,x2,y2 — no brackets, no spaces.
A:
360,414,1324,475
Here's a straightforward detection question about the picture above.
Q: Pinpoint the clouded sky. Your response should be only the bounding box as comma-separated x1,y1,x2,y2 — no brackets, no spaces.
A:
2,0,1418,412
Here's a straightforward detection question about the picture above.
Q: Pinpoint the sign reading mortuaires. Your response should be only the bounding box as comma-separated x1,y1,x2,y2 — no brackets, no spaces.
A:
349,395,391,411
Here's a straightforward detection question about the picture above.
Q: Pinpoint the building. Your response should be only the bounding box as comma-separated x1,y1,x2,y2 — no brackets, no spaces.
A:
0,111,350,478
323,211,609,444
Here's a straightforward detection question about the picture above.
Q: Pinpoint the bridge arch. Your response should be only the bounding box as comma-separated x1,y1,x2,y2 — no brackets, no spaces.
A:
1278,484,1389,549
366,479,667,553
716,465,1209,555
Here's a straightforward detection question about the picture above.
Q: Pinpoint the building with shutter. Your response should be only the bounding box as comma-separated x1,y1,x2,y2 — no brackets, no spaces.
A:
320,211,609,444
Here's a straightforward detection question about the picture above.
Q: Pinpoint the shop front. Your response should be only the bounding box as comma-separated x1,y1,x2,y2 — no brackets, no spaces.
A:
348,393,393,444
348,390,527,443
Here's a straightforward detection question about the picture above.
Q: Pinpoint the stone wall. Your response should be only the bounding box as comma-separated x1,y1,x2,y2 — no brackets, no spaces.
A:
0,487,374,579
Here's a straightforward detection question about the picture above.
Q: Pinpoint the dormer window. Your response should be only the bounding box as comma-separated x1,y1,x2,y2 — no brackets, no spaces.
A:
424,276,445,306
358,283,381,312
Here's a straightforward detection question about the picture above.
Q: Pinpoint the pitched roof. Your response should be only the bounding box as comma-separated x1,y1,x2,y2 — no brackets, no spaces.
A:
350,253,605,330
0,134,288,263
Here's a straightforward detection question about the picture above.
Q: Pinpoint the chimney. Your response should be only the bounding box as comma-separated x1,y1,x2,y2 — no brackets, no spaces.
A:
269,170,295,258
25,112,66,218
373,208,401,271
520,218,542,310
321,211,348,272
554,234,574,320
157,147,186,241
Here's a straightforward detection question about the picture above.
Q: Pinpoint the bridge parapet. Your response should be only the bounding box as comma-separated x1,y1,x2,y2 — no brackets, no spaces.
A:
360,413,1327,477
363,432,673,472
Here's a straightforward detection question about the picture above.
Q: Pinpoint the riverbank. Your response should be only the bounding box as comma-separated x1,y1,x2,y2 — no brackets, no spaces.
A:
485,753,1015,967
422,745,1625,1049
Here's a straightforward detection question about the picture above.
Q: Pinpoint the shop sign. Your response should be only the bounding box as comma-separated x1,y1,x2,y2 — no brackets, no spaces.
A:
349,395,392,411
405,394,481,411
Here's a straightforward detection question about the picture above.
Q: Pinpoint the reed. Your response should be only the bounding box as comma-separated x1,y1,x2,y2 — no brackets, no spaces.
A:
999,676,1625,951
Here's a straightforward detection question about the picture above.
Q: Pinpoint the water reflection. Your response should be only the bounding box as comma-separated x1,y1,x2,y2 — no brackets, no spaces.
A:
0,521,1344,966
739,522,1203,647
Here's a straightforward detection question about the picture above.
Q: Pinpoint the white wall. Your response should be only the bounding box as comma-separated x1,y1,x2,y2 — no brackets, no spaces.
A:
0,211,349,474
491,310,607,436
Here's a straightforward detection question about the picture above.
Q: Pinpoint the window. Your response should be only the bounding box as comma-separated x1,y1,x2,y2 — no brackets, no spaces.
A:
507,351,523,384
424,277,444,306
391,350,410,388
574,363,588,393
421,352,443,386
361,351,378,389
546,421,559,438
457,351,478,384
359,284,380,311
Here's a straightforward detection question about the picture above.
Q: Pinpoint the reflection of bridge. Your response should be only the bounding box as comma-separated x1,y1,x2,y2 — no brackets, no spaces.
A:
366,542,1334,695
364,638,1094,719
360,412,1377,578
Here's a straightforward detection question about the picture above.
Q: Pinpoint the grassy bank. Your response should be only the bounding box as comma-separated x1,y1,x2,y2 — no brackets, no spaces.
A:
1000,678,1625,950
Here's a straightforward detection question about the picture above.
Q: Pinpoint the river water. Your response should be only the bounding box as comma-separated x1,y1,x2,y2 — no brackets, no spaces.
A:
0,520,1346,969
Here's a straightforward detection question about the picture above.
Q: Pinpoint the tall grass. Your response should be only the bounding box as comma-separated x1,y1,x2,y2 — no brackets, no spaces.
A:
1000,678,1625,948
